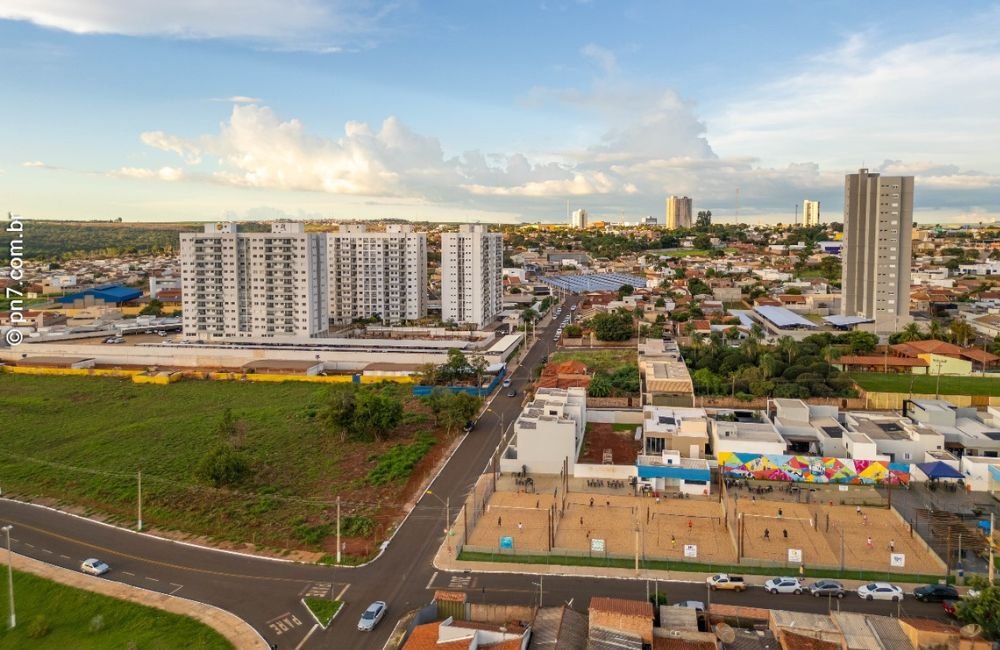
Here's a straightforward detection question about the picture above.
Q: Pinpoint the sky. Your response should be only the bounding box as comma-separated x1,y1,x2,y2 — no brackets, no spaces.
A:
1,0,1000,225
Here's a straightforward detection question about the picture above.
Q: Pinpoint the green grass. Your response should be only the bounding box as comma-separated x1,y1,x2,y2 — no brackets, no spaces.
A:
457,551,950,585
550,349,638,375
648,249,710,258
0,374,436,552
303,599,343,628
365,432,435,485
0,569,231,649
850,373,1000,396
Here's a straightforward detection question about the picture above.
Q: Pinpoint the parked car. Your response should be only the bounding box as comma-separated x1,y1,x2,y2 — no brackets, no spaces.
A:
808,580,845,598
502,378,512,387
357,601,386,631
463,420,476,433
570,305,577,311
506,389,518,398
706,574,746,592
81,558,110,576
764,577,804,595
857,582,903,601
943,600,958,618
913,584,959,602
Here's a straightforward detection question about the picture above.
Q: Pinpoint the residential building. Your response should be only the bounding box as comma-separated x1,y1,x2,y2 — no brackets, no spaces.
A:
500,387,587,474
665,195,692,230
802,199,821,226
571,208,588,229
638,338,694,407
841,169,914,333
179,222,329,340
326,224,427,324
441,224,503,328
642,215,657,226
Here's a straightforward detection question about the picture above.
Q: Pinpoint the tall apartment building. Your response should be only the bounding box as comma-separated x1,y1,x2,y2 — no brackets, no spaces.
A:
441,224,503,328
665,195,693,229
180,222,328,340
802,200,821,226
327,224,427,324
841,169,914,333
571,209,588,229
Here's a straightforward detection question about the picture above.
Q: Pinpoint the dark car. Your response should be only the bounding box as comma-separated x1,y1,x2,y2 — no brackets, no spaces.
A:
913,584,959,602
808,580,846,598
463,420,476,433
506,389,517,397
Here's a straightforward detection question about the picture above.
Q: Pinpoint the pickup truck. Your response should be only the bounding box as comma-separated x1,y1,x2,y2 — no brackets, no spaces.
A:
706,574,747,592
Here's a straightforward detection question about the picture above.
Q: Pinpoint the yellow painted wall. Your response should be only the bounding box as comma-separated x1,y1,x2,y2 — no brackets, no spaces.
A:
918,353,973,376
131,372,182,385
863,391,1000,410
0,366,142,378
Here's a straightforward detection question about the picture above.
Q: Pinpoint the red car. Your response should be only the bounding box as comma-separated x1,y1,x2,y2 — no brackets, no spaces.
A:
943,600,957,618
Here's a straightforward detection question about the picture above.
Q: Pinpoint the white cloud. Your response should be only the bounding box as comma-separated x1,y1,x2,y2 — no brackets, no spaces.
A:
140,131,202,164
580,43,617,74
113,166,185,181
211,95,263,104
22,160,50,168
0,0,398,51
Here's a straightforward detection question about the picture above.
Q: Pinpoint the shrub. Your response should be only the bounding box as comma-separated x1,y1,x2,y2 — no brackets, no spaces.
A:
27,614,50,639
89,614,105,633
341,515,376,537
366,432,435,485
196,444,251,487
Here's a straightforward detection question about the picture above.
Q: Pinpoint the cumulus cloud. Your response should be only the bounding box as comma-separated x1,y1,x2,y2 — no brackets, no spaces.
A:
0,0,399,51
113,166,185,181
580,43,617,74
140,131,202,164
21,160,52,168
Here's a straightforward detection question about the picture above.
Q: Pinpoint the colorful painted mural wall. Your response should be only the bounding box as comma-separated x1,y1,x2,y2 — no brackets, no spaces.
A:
718,452,910,486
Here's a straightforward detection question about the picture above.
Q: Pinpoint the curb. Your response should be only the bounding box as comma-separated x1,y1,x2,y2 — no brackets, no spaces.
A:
301,597,343,631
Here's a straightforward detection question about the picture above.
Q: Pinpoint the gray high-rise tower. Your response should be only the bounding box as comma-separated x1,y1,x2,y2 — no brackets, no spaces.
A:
841,169,914,333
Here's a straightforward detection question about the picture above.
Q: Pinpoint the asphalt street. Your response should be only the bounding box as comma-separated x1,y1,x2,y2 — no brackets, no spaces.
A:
0,294,950,649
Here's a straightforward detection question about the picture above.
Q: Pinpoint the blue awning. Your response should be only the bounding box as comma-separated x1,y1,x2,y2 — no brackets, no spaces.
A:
916,461,964,480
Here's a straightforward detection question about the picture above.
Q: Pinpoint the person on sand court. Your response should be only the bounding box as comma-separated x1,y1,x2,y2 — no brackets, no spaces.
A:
866,536,873,548
764,528,770,540
498,516,502,527
671,535,676,549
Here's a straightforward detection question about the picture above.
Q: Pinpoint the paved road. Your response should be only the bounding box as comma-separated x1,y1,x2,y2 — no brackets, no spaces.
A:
0,296,950,649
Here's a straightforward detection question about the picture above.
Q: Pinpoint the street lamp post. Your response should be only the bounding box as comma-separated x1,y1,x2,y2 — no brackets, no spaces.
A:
1,525,14,629
934,359,945,399
426,490,450,529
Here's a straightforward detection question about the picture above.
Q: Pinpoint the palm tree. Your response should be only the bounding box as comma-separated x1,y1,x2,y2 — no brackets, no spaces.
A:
778,336,798,365
950,320,975,347
898,322,923,343
927,319,944,342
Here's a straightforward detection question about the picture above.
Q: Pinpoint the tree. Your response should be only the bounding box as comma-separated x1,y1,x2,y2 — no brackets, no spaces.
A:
956,577,1000,640
139,299,164,316
846,330,878,354
695,210,712,228
591,310,634,341
564,324,583,337
521,307,538,323
197,444,250,487
422,386,450,426
326,386,357,442
691,367,723,394
898,322,924,343
353,388,403,442
950,319,975,347
588,373,613,397
617,283,635,300
441,391,482,435
693,234,713,250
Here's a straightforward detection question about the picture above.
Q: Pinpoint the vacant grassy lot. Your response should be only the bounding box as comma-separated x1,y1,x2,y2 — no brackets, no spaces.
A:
850,373,1000,396
550,349,638,374
0,374,442,555
0,569,230,649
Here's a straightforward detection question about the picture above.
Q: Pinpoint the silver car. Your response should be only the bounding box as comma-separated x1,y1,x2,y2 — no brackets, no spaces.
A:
358,601,386,632
81,558,110,576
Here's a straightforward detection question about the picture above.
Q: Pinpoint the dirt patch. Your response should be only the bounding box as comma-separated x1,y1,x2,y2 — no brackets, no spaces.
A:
578,423,640,465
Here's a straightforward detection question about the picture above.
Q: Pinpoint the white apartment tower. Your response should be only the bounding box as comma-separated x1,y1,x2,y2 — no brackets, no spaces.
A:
665,195,693,229
327,224,427,324
802,200,821,226
841,169,914,333
571,209,588,229
441,224,503,328
180,222,329,340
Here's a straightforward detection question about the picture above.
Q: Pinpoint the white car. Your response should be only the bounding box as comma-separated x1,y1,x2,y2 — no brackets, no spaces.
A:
81,558,110,576
358,601,386,631
502,378,512,388
764,577,804,595
858,582,903,601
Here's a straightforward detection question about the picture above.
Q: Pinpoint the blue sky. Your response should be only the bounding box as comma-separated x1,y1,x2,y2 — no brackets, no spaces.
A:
1,1,999,224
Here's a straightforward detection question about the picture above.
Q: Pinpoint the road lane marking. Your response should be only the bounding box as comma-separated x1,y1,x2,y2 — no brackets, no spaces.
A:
40,548,52,554
425,571,438,590
6,520,316,585
294,624,319,650
335,584,350,600
146,577,159,582
122,571,135,576
24,543,33,548
58,554,70,559
448,575,473,589
169,583,183,595
300,582,331,598
266,612,303,637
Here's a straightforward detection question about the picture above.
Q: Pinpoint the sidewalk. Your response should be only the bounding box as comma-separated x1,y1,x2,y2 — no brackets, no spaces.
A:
9,552,267,649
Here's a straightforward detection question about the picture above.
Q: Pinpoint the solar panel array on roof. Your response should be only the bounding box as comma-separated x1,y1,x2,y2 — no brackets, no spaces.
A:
753,305,818,329
541,273,647,294
823,314,875,327
984,432,1000,441
822,425,844,439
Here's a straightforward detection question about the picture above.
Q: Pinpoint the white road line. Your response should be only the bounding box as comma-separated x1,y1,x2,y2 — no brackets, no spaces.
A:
24,543,33,548
425,571,438,590
335,583,351,600
294,624,319,650
40,548,52,554
169,583,183,595
146,577,159,582
122,571,135,576
58,554,70,560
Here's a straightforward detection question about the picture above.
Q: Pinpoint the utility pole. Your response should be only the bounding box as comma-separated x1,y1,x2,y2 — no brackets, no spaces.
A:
336,496,341,564
634,527,640,574
990,513,995,586
137,470,143,532
1,525,13,629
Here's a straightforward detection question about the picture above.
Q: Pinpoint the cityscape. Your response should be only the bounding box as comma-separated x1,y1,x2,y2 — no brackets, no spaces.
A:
3,2,1000,650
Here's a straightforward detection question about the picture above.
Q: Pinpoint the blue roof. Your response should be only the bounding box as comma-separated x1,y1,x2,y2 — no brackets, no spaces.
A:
916,461,964,480
540,273,647,295
823,315,875,327
727,310,757,328
754,305,818,329
56,283,142,305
